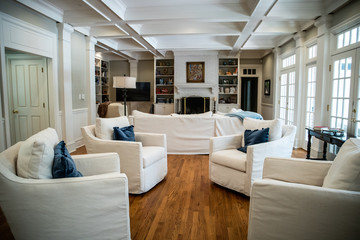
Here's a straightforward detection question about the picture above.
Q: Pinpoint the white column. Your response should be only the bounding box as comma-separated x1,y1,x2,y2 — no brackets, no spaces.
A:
272,47,280,120
86,36,97,125
129,60,138,78
57,23,74,144
310,15,332,157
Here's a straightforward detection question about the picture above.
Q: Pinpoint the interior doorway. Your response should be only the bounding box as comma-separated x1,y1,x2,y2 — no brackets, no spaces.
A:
241,77,258,112
6,50,50,145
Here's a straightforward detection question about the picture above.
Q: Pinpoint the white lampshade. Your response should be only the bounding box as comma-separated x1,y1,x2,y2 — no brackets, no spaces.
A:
113,76,136,89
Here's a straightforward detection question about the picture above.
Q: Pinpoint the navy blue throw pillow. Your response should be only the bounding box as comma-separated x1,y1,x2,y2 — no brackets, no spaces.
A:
113,125,135,142
52,141,83,178
238,128,270,153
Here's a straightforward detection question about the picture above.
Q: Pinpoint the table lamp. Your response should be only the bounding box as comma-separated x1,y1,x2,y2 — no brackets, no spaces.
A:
113,76,136,116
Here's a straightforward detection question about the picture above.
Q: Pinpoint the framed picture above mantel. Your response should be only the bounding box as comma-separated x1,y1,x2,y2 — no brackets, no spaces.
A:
186,62,205,83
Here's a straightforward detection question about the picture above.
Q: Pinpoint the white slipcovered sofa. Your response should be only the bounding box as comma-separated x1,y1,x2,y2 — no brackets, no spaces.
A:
0,129,131,240
132,110,245,154
248,138,360,240
209,118,296,196
82,116,167,194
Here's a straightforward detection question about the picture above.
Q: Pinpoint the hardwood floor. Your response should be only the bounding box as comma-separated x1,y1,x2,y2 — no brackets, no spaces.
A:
0,148,306,239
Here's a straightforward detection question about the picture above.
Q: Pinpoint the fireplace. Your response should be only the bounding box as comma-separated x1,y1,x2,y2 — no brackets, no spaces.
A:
181,97,210,114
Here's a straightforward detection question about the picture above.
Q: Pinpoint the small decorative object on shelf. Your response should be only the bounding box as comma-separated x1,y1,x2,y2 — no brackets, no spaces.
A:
155,59,174,104
218,58,239,105
95,58,109,104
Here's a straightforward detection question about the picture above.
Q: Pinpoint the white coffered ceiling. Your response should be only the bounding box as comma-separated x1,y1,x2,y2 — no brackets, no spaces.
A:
19,0,352,60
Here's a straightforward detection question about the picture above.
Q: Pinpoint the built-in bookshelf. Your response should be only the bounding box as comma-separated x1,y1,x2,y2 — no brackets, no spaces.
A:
218,58,239,105
155,59,174,104
95,58,109,104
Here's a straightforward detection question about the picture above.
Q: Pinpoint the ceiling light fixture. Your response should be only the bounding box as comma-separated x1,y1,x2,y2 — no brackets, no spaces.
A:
82,0,111,22
132,37,148,49
115,24,129,35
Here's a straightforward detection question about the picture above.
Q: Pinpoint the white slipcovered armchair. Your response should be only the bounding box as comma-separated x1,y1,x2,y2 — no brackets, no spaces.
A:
81,118,167,194
0,142,131,240
209,119,296,196
248,138,360,240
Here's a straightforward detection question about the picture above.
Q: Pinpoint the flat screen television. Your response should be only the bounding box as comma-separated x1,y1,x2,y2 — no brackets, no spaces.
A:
116,82,150,102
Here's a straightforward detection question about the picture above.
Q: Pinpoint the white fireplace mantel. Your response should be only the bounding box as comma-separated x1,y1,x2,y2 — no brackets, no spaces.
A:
175,84,217,93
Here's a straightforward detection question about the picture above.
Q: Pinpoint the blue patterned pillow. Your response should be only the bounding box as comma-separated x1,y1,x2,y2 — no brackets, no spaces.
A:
238,128,269,153
113,125,135,142
52,141,83,178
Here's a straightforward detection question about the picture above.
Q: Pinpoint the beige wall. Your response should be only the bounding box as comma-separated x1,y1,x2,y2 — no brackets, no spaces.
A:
109,60,130,102
71,31,87,109
279,40,296,55
137,60,154,102
261,53,274,105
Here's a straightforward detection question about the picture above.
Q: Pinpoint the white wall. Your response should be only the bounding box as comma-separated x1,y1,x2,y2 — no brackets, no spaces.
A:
173,51,218,111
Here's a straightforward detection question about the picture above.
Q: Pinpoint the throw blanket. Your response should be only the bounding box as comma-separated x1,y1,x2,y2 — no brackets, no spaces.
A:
225,111,263,121
97,101,111,118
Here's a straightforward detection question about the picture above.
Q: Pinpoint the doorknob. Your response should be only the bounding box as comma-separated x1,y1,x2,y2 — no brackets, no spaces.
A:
13,109,18,113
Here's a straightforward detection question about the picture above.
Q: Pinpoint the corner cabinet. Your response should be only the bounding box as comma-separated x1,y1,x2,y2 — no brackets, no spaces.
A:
95,58,109,104
154,59,174,114
218,58,239,111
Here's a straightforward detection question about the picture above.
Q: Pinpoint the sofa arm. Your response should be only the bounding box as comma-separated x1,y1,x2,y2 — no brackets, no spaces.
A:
209,134,243,153
135,132,166,148
0,173,130,240
72,152,120,176
263,157,332,186
248,179,360,240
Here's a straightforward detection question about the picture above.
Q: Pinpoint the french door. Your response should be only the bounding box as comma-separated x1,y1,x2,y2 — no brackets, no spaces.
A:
278,70,296,125
330,48,360,137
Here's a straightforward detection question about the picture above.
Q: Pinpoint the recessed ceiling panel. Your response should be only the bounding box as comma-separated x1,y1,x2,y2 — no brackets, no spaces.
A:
256,21,308,34
130,22,246,36
113,38,146,51
267,1,323,19
90,25,127,37
243,34,284,49
145,35,238,50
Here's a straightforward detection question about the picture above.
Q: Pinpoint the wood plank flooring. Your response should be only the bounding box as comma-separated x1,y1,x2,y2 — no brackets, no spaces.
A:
0,148,306,240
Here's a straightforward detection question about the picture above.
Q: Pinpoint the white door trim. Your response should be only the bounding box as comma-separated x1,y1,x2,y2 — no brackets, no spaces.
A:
0,12,59,149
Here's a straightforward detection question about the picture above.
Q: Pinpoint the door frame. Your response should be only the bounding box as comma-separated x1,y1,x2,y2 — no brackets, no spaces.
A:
6,54,50,144
0,12,59,149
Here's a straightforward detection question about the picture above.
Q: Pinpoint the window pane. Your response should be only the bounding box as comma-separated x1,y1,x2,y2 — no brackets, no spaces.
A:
333,80,338,98
338,79,344,98
340,59,345,78
334,60,339,78
343,99,349,118
338,34,344,48
351,28,357,44
344,31,350,46
344,78,351,98
346,57,352,77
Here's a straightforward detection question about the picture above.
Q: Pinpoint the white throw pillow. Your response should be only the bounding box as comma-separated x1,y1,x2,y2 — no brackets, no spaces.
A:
95,117,130,140
17,128,59,179
243,118,283,142
230,108,244,113
323,138,360,191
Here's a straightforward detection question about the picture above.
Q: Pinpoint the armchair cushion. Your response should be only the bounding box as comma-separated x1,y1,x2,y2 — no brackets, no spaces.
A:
17,128,59,179
323,138,360,191
211,149,247,172
143,146,166,168
52,141,82,178
238,128,269,153
113,125,135,142
243,118,282,142
95,117,129,140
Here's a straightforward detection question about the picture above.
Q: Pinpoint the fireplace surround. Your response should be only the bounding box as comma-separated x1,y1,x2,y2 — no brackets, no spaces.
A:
181,97,210,114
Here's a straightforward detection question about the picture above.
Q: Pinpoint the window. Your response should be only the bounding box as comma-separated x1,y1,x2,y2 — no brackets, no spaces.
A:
330,57,351,132
308,45,317,59
337,25,360,49
305,66,317,130
279,71,296,125
282,54,296,68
